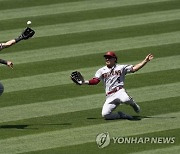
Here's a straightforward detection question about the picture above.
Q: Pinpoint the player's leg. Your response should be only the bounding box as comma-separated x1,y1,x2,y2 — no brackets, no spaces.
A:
128,98,140,113
118,88,140,113
0,82,4,96
101,98,133,120
101,98,120,120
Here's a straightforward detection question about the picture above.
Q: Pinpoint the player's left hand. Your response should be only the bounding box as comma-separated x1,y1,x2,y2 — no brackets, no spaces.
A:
19,27,35,40
7,61,13,69
22,27,35,40
145,54,153,62
70,71,84,85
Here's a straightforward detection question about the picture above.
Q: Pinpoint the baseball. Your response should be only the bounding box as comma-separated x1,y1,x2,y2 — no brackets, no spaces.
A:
27,21,32,25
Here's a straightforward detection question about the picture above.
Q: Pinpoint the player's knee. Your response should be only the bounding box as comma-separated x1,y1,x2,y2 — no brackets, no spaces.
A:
101,112,106,118
102,113,110,120
102,111,111,120
102,112,117,120
102,111,108,118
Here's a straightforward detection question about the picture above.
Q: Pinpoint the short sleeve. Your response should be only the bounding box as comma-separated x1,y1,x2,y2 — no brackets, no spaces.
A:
95,69,102,79
123,64,134,74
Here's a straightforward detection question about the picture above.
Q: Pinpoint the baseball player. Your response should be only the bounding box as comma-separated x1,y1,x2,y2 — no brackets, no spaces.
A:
0,27,35,68
0,28,35,95
0,39,19,69
71,51,153,120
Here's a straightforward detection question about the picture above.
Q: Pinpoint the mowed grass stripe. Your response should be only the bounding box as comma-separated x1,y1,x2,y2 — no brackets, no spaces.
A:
2,31,180,63
25,129,180,154
0,82,179,123
0,0,84,11
0,1,178,153
1,56,180,93
0,96,178,140
132,146,180,154
3,20,180,52
28,10,180,38
0,0,171,20
1,0,179,31
0,69,179,107
0,43,179,80
1,9,180,40
0,111,179,153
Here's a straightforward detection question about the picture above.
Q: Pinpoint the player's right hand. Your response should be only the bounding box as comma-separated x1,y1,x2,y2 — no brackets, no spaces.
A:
7,61,13,69
145,54,154,62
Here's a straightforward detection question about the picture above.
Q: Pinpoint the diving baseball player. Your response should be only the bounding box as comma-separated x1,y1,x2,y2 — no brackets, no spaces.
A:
71,51,153,120
0,39,18,68
0,27,35,95
0,27,35,68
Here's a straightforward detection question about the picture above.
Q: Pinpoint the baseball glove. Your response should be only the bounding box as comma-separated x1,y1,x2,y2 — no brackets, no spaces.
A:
21,27,35,40
70,71,84,85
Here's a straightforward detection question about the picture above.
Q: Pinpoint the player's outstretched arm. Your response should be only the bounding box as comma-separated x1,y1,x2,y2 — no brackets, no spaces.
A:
132,54,153,72
0,27,35,51
0,39,16,50
83,78,100,85
71,71,100,85
0,33,28,50
0,32,26,50
0,59,13,69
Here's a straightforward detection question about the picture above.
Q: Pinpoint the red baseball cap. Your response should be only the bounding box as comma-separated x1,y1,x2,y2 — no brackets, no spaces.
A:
104,51,117,58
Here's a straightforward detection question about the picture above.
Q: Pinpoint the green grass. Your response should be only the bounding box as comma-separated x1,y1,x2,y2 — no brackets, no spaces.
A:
2,20,180,52
0,96,179,140
0,69,179,107
0,0,179,153
0,0,180,30
0,42,179,79
15,20,180,51
0,111,179,153
0,0,83,10
28,128,179,154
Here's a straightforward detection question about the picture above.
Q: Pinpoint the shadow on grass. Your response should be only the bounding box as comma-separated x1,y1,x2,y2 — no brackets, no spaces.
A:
131,115,176,121
0,124,29,129
87,117,101,120
0,123,71,129
87,115,176,121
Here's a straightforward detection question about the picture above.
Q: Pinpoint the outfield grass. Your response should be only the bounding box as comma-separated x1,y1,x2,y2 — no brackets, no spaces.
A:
0,0,179,153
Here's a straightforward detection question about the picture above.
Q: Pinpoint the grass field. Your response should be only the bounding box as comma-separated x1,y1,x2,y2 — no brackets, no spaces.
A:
0,0,179,153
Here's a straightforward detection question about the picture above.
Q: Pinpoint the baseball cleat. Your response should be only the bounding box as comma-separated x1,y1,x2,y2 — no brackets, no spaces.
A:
131,103,140,113
118,111,133,120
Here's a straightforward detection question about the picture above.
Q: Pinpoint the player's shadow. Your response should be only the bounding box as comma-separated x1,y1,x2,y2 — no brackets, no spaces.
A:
0,124,30,129
86,115,144,120
130,116,148,121
131,115,176,121
87,117,101,120
87,116,176,121
0,123,71,130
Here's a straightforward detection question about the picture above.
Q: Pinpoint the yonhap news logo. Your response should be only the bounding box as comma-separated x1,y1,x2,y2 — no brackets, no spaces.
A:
112,136,175,144
96,132,110,148
96,132,175,148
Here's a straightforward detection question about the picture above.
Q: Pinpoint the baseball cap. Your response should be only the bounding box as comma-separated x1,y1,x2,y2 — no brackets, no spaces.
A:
104,51,117,58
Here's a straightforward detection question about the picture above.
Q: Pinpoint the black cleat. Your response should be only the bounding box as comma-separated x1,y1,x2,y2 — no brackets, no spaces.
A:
118,112,133,120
